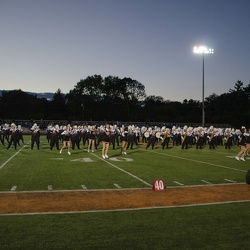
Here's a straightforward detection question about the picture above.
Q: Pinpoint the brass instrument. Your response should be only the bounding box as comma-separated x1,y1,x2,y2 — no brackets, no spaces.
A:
182,132,187,143
156,132,161,139
196,133,201,143
162,131,169,143
209,132,214,142
163,132,168,141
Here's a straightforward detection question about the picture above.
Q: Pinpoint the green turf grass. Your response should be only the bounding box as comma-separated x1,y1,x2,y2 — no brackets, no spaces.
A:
0,135,248,191
0,202,250,249
0,135,249,249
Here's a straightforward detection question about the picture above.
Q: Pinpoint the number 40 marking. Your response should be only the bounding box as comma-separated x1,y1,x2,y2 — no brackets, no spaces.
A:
71,157,133,162
152,180,165,191
71,158,94,162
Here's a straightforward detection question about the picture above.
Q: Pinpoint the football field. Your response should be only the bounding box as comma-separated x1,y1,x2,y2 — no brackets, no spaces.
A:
0,135,248,191
0,135,250,249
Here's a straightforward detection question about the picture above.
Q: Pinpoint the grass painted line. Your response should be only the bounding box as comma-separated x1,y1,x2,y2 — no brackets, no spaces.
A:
208,150,234,156
0,143,29,170
11,186,17,191
1,200,250,216
114,183,121,189
173,181,184,186
201,180,212,184
166,182,246,188
145,149,246,173
224,179,236,183
0,187,151,194
0,182,246,194
92,154,152,187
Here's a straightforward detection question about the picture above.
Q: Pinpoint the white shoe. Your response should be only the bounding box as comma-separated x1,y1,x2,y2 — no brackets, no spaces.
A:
102,155,105,159
105,154,109,158
235,156,239,161
240,157,245,161
68,152,71,155
60,149,62,154
123,152,127,155
88,149,90,152
92,150,94,152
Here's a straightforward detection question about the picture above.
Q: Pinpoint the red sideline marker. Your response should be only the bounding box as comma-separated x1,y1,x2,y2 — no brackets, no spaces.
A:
152,180,165,191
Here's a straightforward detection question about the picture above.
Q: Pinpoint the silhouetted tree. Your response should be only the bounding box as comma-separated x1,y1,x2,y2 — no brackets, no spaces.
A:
47,89,67,120
0,89,44,120
1,78,250,128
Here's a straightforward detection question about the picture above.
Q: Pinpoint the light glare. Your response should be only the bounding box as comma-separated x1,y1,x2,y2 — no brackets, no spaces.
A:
193,46,214,54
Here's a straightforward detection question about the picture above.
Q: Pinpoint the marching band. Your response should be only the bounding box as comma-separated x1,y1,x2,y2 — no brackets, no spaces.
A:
0,122,248,161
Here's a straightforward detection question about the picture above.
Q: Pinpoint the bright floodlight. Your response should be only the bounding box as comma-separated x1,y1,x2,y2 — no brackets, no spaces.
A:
193,46,214,54
193,45,214,127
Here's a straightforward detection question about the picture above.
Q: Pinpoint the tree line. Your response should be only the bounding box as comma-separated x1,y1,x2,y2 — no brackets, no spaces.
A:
0,75,249,128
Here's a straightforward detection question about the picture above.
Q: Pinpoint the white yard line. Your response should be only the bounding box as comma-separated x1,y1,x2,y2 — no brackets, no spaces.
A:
0,187,151,194
92,154,152,187
173,181,184,186
81,185,87,190
11,186,17,191
201,180,212,184
0,143,28,170
0,182,245,194
145,150,246,173
114,183,122,188
0,200,249,216
224,179,236,183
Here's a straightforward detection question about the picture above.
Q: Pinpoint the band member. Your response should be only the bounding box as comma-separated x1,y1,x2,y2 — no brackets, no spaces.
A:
181,126,188,149
231,128,237,146
244,128,250,156
50,126,60,150
207,127,216,149
120,127,128,154
71,125,80,150
141,127,148,143
60,125,72,155
3,123,10,143
161,128,171,149
101,126,111,159
81,126,88,147
126,129,137,149
172,126,181,146
0,126,4,146
134,127,140,144
235,126,248,161
109,127,117,150
7,123,18,150
224,128,233,149
17,125,24,145
46,124,52,143
195,127,204,149
114,126,120,147
146,130,157,149
31,124,40,150
87,126,97,152
216,129,223,146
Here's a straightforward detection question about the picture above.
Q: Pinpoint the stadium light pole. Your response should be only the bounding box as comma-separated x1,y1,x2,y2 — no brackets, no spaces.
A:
193,46,214,127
